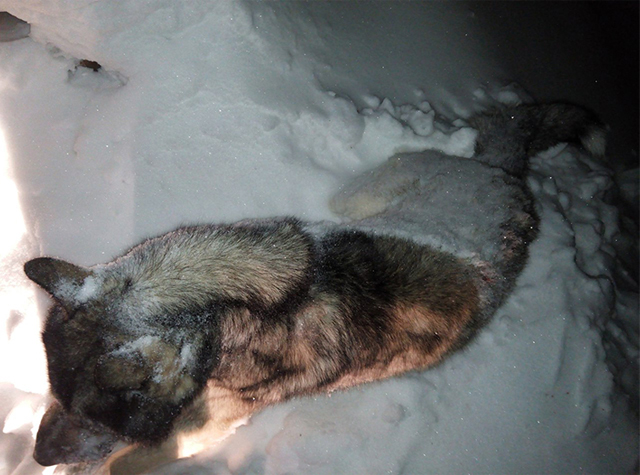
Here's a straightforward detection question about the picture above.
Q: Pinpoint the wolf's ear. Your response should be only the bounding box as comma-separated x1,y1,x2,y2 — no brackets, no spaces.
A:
24,257,92,301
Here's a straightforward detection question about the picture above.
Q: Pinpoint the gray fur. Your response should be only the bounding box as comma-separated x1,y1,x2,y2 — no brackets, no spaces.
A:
24,103,604,470
469,103,605,175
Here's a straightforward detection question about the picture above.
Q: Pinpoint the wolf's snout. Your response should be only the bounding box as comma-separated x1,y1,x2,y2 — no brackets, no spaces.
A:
33,401,117,466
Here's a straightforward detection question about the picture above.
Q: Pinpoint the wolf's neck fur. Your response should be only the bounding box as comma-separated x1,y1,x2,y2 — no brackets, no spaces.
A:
112,218,315,320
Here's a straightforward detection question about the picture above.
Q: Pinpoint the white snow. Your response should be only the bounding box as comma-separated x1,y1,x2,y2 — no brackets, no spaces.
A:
74,275,100,304
0,2,637,475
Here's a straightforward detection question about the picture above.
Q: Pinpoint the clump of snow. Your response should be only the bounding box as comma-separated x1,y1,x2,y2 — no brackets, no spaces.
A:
74,275,100,304
0,1,636,475
50,272,103,306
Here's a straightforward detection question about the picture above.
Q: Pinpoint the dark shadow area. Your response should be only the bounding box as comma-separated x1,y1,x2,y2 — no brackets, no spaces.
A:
471,1,638,172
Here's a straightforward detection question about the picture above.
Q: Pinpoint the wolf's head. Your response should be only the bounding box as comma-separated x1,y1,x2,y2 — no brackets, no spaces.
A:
24,220,315,466
24,257,218,466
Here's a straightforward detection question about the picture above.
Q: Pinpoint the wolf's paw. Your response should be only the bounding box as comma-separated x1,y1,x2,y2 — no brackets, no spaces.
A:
330,192,392,220
330,158,420,220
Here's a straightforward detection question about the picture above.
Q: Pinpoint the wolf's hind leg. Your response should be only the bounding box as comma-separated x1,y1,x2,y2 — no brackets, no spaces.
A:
107,440,179,475
330,155,421,220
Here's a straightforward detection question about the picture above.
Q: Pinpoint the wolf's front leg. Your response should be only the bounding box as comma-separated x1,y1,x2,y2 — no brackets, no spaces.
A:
106,439,179,475
106,384,257,474
176,384,258,457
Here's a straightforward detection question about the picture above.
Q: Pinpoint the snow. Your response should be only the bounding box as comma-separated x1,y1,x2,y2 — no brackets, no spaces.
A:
0,1,637,474
74,275,100,304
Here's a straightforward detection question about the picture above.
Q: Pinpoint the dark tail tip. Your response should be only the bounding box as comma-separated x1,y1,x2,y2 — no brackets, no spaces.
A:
527,103,607,158
469,103,607,175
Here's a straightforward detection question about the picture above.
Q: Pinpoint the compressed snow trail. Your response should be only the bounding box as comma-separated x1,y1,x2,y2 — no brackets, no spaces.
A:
0,1,637,474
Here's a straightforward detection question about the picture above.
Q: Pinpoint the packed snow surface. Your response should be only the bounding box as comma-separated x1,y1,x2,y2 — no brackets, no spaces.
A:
0,1,637,474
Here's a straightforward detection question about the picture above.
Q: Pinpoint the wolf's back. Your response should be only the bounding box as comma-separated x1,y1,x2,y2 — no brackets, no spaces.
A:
470,103,606,176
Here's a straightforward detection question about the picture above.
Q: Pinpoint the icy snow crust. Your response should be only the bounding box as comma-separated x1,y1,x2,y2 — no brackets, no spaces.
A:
0,1,637,474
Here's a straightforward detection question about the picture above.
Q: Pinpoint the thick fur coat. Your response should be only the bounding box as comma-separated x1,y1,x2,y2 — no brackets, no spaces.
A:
24,103,604,472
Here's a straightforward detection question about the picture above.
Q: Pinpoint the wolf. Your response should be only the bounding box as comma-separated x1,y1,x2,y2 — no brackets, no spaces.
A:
24,103,604,473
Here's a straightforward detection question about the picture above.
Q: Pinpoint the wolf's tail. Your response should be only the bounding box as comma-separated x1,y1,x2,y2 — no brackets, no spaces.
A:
469,103,606,176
